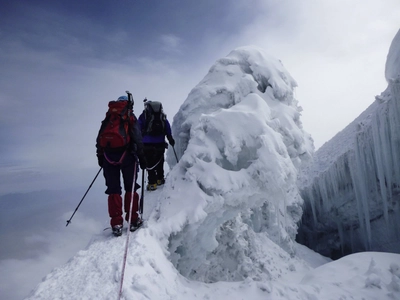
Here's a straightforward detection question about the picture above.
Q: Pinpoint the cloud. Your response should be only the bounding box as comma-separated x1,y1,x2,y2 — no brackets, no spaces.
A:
0,208,103,300
216,0,400,149
0,43,201,194
1,1,400,298
1,0,399,194
159,33,183,54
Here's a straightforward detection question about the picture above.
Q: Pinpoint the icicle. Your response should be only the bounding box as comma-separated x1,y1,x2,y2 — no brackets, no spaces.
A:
349,224,355,253
372,113,389,223
358,133,372,250
336,218,344,255
349,144,371,251
388,81,400,183
318,179,329,213
305,188,317,224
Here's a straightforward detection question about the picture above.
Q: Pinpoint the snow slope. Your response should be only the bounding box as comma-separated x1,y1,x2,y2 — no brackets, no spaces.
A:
25,187,400,300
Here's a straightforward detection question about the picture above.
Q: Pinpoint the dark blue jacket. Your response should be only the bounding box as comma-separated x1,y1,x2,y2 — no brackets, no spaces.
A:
138,112,172,144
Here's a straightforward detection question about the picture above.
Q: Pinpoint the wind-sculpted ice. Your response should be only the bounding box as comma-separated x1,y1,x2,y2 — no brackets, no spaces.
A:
164,46,313,282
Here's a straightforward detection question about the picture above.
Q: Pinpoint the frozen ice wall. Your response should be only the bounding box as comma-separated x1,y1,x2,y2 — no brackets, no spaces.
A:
298,30,400,258
164,46,313,282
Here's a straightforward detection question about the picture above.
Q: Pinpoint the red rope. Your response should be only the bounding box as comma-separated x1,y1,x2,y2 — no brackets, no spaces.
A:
118,160,137,300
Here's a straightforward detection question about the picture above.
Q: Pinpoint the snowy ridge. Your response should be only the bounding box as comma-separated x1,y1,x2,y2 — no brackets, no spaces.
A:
298,31,400,256
26,191,400,300
26,46,400,300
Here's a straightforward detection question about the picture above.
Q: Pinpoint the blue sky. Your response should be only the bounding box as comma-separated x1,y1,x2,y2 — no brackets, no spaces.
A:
0,0,399,195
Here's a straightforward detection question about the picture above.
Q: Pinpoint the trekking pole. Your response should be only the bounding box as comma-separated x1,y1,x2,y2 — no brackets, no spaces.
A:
140,169,145,217
66,167,102,227
172,145,179,163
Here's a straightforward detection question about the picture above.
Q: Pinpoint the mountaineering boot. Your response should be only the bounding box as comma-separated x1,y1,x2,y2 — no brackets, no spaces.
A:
112,224,123,236
130,218,143,232
147,183,157,191
156,178,165,185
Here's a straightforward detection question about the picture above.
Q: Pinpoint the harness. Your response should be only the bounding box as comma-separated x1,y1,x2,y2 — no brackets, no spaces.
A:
104,150,127,166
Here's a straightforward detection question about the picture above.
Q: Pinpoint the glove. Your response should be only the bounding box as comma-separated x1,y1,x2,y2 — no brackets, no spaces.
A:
97,155,104,167
167,135,175,146
138,155,147,170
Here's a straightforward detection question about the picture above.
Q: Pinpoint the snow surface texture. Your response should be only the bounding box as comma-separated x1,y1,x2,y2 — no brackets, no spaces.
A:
26,46,400,300
165,46,314,282
26,192,400,300
298,29,400,257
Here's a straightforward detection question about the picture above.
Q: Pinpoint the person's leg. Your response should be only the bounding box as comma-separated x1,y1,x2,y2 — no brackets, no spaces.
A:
124,191,139,224
155,144,166,184
144,144,157,189
121,153,140,225
107,194,123,227
103,153,124,228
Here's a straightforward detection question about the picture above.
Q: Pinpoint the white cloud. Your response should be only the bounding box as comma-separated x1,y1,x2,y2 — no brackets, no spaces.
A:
1,0,399,194
159,33,183,54
0,211,103,300
217,0,400,149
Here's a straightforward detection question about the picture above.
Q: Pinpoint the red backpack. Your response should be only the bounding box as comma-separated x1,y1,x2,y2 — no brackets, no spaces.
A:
98,100,132,150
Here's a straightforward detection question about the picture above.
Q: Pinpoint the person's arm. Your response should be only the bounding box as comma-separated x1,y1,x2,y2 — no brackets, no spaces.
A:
165,119,175,146
95,116,108,166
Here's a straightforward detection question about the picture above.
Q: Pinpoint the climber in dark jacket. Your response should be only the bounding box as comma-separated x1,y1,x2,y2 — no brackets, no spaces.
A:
96,95,147,236
138,100,174,191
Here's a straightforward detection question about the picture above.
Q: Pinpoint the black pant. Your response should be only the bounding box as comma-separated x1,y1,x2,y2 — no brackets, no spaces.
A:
103,151,138,195
144,143,165,184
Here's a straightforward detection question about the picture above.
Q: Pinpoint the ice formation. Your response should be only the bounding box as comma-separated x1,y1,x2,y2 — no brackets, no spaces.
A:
25,46,316,300
164,46,313,281
298,29,400,257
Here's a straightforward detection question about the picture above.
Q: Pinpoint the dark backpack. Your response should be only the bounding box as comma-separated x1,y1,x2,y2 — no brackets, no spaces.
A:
143,101,166,136
98,100,132,150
